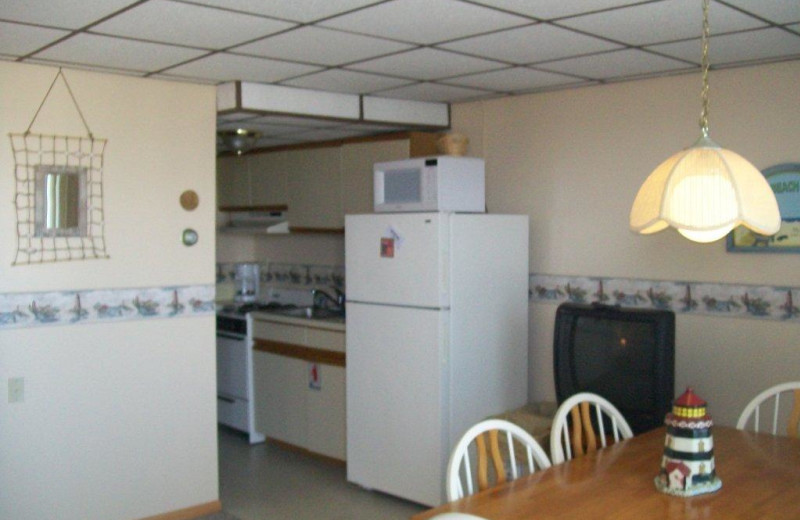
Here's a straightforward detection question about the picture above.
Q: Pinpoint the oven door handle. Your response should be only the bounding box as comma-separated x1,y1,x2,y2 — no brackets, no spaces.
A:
217,332,246,340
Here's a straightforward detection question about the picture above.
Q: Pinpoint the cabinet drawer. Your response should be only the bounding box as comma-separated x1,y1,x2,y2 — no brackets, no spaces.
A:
306,327,345,353
252,320,305,344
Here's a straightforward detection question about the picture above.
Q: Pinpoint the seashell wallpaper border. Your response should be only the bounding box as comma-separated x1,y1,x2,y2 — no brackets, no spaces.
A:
530,273,799,322
0,284,215,330
2,270,798,330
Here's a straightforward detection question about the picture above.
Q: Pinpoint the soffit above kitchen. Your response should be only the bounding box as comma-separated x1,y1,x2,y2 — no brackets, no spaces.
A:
2,0,799,151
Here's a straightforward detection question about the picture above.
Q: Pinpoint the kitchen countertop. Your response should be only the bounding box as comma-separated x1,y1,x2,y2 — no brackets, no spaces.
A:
250,310,345,332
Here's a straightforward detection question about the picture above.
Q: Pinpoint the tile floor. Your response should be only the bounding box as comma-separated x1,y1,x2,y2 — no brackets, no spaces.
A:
217,427,427,520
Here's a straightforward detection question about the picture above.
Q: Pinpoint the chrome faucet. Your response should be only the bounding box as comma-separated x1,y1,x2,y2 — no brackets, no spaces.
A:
311,288,345,313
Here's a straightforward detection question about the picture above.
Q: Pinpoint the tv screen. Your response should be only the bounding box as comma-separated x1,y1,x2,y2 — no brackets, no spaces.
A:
554,303,675,434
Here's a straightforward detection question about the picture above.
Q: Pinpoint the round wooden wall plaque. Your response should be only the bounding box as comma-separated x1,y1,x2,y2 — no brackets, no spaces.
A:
180,190,199,211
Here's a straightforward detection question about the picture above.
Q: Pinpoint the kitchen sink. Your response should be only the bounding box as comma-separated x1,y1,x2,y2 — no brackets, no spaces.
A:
270,306,345,321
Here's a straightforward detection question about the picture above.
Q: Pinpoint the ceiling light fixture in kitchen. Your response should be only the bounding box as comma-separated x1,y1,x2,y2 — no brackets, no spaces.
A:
629,0,780,243
218,128,261,155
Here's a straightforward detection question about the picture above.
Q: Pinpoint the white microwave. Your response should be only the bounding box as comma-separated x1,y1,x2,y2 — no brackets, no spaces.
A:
373,156,485,213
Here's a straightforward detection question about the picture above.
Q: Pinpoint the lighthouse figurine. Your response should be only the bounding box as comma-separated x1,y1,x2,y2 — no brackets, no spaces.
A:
655,387,722,496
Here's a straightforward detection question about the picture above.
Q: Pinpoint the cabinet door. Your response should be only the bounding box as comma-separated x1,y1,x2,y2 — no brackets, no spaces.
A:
253,350,307,448
287,146,343,230
306,363,346,460
248,151,289,207
217,156,250,208
340,139,410,216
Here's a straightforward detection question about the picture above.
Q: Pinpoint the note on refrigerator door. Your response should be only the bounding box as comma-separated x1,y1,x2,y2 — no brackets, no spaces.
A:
381,226,403,258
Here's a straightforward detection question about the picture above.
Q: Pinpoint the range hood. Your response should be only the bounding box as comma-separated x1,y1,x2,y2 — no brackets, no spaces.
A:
218,210,290,234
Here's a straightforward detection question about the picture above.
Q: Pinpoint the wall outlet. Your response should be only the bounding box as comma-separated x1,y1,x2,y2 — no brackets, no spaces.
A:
8,377,24,403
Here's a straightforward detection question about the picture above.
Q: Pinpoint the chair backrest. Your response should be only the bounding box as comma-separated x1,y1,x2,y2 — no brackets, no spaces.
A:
736,381,800,437
446,418,551,502
549,392,634,464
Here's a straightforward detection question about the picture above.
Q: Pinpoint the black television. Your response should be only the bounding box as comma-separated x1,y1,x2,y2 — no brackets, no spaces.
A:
553,302,675,434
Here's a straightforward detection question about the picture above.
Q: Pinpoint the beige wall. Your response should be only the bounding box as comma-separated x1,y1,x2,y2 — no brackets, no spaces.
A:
0,62,218,520
452,61,800,427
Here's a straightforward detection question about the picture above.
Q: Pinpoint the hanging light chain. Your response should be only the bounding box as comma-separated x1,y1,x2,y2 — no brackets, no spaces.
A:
699,0,710,136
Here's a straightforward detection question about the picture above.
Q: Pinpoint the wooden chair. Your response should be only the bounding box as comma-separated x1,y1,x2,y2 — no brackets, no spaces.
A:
736,381,800,437
549,392,634,464
446,418,551,502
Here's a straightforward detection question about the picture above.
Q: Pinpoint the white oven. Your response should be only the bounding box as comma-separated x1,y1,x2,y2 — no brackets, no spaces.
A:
216,312,265,444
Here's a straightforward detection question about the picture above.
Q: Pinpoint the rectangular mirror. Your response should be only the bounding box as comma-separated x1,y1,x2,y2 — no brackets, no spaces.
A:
34,165,88,237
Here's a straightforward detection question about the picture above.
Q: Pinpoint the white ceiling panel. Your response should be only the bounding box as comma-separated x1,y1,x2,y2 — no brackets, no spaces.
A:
91,0,295,49
648,27,800,65
439,23,622,64
0,22,69,57
1,0,798,151
445,66,587,91
167,53,322,82
231,26,412,65
283,69,414,94
541,48,693,80
468,0,647,21
319,0,530,44
33,33,207,72
375,82,491,102
349,48,505,80
0,0,136,29
558,0,768,46
722,1,800,24
181,0,382,23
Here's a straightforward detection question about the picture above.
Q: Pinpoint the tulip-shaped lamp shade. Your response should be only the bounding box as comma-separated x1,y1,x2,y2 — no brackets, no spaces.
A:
630,134,781,243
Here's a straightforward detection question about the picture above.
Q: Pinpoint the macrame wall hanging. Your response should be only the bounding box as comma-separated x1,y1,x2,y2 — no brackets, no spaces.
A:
9,68,109,265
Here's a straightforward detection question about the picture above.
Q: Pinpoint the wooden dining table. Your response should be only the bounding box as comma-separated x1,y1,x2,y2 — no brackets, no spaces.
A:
411,426,800,520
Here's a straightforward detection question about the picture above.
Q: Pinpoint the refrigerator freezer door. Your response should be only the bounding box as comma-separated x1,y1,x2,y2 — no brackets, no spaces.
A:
346,301,448,506
345,213,448,308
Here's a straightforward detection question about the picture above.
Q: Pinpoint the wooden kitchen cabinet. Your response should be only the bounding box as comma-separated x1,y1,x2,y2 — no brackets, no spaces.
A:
251,314,346,461
340,132,440,216
217,154,289,210
248,151,289,208
286,146,343,232
216,156,251,209
218,132,438,227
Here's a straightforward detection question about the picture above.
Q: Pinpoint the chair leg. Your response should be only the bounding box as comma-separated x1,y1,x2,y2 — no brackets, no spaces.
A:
789,389,800,438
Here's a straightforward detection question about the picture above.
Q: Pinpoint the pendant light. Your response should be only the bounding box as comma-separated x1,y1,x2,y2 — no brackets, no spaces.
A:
629,0,780,243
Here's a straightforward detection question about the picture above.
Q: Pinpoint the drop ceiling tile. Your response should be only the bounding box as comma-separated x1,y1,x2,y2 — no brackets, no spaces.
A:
376,82,491,102
232,26,413,65
91,0,295,49
722,0,800,25
33,33,208,73
541,48,692,80
151,72,219,84
283,69,414,94
0,22,70,56
26,57,148,77
445,66,585,92
349,48,505,80
558,0,767,46
468,0,648,21
319,0,530,44
648,28,800,65
166,53,322,82
0,0,135,29
439,23,622,64
183,0,381,23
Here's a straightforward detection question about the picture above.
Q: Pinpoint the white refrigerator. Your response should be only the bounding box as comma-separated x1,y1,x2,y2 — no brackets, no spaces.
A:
345,212,529,506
